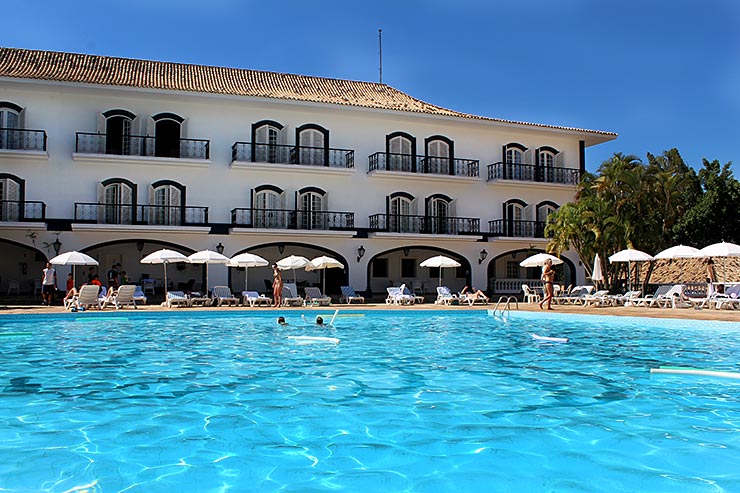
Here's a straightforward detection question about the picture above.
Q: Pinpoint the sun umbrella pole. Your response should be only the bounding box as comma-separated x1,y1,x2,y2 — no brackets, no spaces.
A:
163,263,168,298
244,267,248,292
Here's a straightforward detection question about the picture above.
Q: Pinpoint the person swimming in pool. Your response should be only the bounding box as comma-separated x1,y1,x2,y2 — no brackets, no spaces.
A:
316,316,324,326
277,316,288,325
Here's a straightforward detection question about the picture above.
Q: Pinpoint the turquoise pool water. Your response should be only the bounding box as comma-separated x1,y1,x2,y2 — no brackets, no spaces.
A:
1,310,739,492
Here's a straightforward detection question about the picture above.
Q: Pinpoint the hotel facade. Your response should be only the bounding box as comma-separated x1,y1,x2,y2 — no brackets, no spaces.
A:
0,47,616,298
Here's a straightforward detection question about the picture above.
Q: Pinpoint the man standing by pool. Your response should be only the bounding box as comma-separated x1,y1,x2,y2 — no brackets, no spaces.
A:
41,261,57,306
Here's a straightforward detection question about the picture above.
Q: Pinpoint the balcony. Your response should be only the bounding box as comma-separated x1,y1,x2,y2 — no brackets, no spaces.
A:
368,152,479,177
231,142,354,168
0,200,46,222
487,162,580,185
74,203,209,226
0,128,47,151
75,133,210,160
369,214,480,235
231,208,355,230
489,219,546,238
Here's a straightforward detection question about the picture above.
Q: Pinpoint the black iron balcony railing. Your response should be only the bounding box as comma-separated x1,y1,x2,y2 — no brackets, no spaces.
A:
368,152,479,177
75,133,210,160
74,203,209,226
0,128,47,151
369,213,480,234
231,142,354,168
0,200,46,222
489,219,546,238
231,207,355,230
487,162,580,185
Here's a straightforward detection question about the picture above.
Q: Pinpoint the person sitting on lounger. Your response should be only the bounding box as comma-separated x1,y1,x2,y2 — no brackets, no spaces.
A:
460,286,489,303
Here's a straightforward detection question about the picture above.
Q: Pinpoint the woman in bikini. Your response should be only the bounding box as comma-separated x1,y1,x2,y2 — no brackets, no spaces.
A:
539,258,555,310
272,264,283,307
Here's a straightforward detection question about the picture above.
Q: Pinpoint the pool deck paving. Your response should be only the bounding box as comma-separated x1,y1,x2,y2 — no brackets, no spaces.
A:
2,300,740,323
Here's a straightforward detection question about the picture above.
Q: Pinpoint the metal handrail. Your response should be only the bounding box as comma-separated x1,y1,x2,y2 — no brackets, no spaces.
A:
231,142,354,168
368,152,479,177
74,202,208,225
75,132,210,159
0,127,47,151
487,162,580,185
489,219,546,238
369,213,480,234
0,200,46,221
231,207,355,230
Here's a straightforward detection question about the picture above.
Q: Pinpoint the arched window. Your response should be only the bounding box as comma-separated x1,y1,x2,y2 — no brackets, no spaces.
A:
388,192,416,233
99,179,136,225
0,102,21,150
297,187,326,230
537,201,558,237
150,181,184,225
103,109,136,155
426,194,453,234
253,185,286,228
0,174,22,221
504,199,530,237
296,124,328,166
425,136,453,175
252,120,284,163
386,132,415,172
538,146,560,182
153,113,184,158
503,143,530,180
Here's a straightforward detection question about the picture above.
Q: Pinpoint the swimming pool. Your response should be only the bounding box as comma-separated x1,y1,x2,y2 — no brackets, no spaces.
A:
1,310,739,492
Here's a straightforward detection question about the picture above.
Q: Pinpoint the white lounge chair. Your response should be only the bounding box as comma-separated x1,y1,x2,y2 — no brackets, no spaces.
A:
188,291,212,307
212,286,239,307
611,290,642,306
166,290,190,308
403,285,425,304
340,286,364,304
582,290,611,307
67,284,102,310
386,285,413,305
282,284,304,306
435,286,459,305
242,291,272,307
133,285,148,304
521,284,541,304
102,284,137,310
305,286,331,306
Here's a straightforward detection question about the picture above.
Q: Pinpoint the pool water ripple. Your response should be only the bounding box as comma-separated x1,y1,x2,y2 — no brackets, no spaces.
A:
1,311,739,491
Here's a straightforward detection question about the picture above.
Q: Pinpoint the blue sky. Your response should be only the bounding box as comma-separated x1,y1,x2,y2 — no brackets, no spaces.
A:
4,0,739,173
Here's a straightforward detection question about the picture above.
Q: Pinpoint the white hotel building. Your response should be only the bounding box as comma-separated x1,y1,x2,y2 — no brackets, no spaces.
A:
0,47,616,299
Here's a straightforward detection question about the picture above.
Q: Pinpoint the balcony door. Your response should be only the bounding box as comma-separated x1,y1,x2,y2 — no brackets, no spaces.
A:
254,123,280,163
105,115,132,155
506,202,525,237
0,176,20,221
0,107,20,150
428,196,451,234
151,184,181,225
254,189,285,228
388,135,413,171
154,117,181,158
298,128,325,165
298,190,325,230
426,139,450,174
102,182,133,224
389,195,414,233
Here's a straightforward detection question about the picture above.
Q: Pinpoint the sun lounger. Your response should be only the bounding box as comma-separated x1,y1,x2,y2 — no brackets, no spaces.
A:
212,286,239,307
711,284,740,310
435,286,459,305
582,290,611,307
340,286,364,304
282,284,304,306
102,284,137,310
242,291,272,307
611,290,642,306
555,286,592,305
632,285,673,307
403,285,425,304
304,286,331,306
133,285,148,305
67,284,102,310
166,290,190,308
387,285,414,305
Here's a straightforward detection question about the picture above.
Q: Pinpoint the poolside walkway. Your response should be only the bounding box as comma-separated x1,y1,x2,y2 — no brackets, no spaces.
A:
2,301,739,322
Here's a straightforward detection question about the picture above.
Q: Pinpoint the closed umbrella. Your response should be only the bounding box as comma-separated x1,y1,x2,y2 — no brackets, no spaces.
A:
305,255,344,293
420,255,461,287
188,250,229,294
140,249,189,297
519,253,563,268
592,255,604,287
608,248,654,292
277,255,310,284
49,251,99,287
228,252,269,291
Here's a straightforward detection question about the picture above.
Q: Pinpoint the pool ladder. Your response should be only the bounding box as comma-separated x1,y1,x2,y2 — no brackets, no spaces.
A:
490,296,518,317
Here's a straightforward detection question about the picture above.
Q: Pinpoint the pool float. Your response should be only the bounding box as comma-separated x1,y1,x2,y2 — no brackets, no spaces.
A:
288,335,340,344
531,333,569,343
650,366,740,380
0,332,32,337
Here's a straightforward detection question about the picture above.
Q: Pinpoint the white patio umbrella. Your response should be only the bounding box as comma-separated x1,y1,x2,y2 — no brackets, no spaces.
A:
305,255,344,293
276,255,310,284
228,252,269,291
696,241,740,282
519,253,563,268
592,255,604,287
420,255,461,287
188,250,229,294
140,249,189,296
49,251,99,287
608,248,654,292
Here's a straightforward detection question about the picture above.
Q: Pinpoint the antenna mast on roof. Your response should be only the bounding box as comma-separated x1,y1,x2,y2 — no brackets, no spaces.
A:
378,28,383,84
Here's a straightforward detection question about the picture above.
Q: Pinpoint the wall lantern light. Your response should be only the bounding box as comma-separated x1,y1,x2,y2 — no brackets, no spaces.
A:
52,238,62,255
215,242,225,255
357,245,366,262
402,247,410,257
478,249,488,264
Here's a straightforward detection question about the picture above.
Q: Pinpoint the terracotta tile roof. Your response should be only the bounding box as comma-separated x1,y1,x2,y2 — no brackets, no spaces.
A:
0,47,616,138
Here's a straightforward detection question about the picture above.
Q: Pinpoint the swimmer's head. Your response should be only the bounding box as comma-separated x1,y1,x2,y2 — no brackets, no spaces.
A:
316,316,324,325
277,316,287,325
